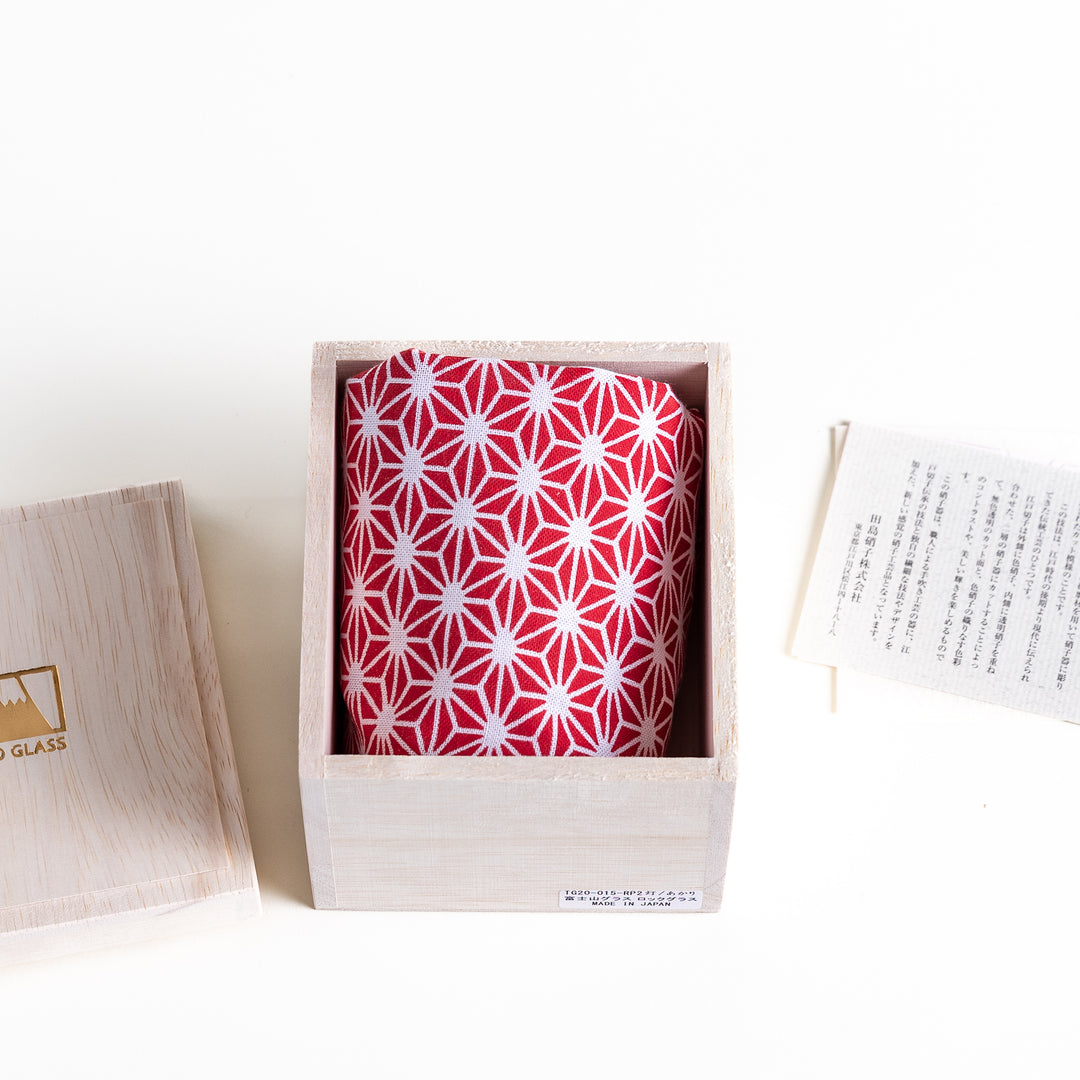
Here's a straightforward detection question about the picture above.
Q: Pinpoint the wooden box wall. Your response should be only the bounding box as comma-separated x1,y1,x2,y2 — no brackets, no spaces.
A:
299,342,736,911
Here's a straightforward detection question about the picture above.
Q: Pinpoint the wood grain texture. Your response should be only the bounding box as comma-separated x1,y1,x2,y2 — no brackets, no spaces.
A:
300,342,736,911
0,499,227,908
0,481,259,964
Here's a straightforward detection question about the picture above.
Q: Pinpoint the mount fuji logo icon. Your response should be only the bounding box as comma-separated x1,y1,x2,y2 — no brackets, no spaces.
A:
0,666,66,744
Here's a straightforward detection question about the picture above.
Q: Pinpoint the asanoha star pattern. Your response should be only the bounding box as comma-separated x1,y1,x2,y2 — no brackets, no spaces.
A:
340,349,704,756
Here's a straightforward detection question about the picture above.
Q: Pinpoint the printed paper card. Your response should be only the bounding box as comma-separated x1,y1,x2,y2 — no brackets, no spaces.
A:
795,423,1080,722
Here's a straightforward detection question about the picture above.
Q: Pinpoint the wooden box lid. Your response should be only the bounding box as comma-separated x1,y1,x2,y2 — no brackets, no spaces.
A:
0,481,259,964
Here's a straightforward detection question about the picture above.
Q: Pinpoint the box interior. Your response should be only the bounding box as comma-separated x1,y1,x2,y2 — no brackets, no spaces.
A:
323,345,719,760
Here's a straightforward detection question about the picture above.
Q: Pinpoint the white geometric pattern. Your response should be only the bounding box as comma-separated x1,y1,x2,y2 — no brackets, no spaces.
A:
339,349,705,756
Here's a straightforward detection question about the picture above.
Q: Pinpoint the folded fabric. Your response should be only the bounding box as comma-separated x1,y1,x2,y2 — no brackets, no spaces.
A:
339,349,704,756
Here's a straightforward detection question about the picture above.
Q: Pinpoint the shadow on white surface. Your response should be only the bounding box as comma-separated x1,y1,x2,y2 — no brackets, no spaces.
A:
191,496,312,908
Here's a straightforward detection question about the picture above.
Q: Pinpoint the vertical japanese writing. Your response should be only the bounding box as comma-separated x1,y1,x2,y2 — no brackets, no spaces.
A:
829,522,863,636
803,425,1080,723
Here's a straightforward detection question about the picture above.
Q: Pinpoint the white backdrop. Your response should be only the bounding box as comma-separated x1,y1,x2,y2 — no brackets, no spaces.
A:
3,2,1080,1076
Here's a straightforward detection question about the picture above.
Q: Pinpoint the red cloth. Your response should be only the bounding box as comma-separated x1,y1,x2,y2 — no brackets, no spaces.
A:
339,349,704,756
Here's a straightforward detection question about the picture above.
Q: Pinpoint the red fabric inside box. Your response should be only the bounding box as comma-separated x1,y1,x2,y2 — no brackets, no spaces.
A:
339,349,704,756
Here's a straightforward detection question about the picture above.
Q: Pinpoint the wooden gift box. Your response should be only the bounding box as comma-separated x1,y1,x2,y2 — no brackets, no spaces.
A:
299,342,736,911
0,481,259,964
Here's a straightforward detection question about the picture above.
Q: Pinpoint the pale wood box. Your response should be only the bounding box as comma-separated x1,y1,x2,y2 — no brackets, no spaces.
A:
0,481,260,964
300,342,736,911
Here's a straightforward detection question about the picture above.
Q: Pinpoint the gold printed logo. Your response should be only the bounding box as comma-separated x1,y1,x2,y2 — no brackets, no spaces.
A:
0,666,68,759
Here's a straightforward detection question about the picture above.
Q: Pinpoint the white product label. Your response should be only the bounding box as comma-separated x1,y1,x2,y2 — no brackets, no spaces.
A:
560,889,704,910
795,423,1080,722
